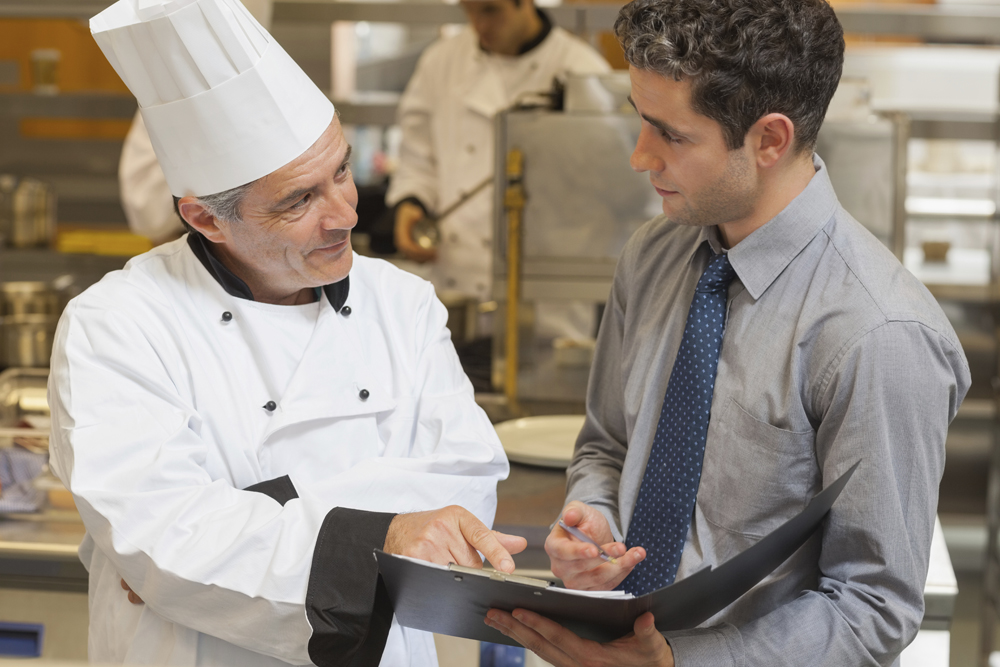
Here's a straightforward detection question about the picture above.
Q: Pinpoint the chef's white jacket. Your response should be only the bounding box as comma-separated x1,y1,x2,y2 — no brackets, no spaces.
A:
385,21,610,303
48,234,509,666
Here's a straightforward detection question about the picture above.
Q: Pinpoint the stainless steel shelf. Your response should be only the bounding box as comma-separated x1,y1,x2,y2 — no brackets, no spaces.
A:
0,0,111,20
334,93,400,126
0,93,136,119
836,3,1000,44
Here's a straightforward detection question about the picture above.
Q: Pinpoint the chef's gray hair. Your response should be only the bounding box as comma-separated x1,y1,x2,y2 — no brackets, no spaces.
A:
196,180,257,224
172,179,257,232
615,0,843,153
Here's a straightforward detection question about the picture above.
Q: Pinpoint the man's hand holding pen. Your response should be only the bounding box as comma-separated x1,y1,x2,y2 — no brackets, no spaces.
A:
485,501,672,667
545,501,646,590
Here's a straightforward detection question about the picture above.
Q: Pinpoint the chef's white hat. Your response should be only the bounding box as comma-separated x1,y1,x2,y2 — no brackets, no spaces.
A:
91,0,335,198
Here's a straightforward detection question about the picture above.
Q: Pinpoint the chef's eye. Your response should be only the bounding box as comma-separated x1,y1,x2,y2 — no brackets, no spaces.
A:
291,194,310,209
336,162,351,180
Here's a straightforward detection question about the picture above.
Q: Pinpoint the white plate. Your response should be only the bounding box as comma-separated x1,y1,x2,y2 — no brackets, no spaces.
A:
494,415,586,469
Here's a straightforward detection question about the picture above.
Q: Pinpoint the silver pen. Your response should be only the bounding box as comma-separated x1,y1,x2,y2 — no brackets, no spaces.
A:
557,520,619,564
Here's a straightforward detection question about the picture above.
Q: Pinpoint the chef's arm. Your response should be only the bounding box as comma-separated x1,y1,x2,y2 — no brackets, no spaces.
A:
661,321,969,667
119,112,185,244
384,50,439,216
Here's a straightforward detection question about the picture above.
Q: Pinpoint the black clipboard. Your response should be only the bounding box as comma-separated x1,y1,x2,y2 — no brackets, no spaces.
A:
376,462,858,646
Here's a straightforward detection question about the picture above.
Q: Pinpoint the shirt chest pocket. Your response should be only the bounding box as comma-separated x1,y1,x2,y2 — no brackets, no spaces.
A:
698,399,819,539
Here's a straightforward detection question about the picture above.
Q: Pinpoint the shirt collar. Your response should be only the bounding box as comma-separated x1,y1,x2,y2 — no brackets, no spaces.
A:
185,232,350,311
479,9,553,56
692,154,838,300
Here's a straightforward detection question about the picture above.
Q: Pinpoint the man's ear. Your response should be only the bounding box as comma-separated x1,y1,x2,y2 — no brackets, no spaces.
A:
178,197,226,243
748,113,796,169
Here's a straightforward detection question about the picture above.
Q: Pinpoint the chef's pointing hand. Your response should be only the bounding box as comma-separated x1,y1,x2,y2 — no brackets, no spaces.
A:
384,505,527,573
546,501,645,590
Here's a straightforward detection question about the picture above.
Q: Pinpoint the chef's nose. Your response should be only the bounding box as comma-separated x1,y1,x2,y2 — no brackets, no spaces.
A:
319,187,358,231
630,126,665,174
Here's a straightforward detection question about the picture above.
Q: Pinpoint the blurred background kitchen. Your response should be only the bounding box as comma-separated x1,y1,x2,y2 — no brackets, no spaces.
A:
0,0,999,665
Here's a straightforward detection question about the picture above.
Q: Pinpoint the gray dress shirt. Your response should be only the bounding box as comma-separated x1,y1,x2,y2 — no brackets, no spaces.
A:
565,157,971,666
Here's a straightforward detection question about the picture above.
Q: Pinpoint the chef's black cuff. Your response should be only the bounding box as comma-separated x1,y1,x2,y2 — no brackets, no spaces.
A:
306,508,397,667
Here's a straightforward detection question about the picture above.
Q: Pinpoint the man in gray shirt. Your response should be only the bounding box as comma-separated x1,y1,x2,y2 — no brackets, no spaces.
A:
484,0,971,665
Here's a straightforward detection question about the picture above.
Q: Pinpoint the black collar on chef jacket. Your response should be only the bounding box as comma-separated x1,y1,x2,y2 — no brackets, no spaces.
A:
517,9,553,56
186,232,350,312
478,9,552,56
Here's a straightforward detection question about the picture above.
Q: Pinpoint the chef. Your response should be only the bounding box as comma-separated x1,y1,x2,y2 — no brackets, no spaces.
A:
48,1,524,666
387,0,610,337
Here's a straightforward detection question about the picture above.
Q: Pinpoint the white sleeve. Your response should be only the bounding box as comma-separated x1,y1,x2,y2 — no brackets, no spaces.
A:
384,50,441,212
119,113,186,243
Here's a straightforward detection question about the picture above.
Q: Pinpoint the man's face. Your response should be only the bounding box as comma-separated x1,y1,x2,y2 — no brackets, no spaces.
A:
213,120,358,301
460,0,536,56
628,66,758,230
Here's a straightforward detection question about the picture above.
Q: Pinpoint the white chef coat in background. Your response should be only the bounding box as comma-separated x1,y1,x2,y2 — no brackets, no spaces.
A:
48,240,508,666
386,25,610,306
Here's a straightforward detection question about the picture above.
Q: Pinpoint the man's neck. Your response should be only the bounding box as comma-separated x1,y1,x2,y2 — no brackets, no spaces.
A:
718,155,817,248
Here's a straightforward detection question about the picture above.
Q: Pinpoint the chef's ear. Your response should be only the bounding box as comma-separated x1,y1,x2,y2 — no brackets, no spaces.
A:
177,197,226,243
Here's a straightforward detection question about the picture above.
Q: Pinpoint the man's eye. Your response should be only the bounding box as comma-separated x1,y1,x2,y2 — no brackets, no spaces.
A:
337,162,351,177
661,131,682,144
291,194,310,209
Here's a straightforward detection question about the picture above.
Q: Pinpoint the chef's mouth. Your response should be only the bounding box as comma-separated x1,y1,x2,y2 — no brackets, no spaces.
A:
313,233,351,253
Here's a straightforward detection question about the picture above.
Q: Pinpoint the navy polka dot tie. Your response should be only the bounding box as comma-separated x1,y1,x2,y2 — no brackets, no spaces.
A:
620,252,736,596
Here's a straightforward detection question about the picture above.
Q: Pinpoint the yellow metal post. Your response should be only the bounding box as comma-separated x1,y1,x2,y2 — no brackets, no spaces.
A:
504,148,525,414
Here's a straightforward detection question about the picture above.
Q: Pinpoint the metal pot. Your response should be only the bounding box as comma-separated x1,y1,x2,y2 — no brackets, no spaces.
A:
11,178,56,249
1,282,60,317
0,314,58,368
438,291,498,344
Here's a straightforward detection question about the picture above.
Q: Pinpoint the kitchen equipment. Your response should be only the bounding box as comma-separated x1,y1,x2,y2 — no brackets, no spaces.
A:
0,315,58,369
29,49,60,95
438,290,497,344
11,178,56,249
0,175,16,247
0,282,59,318
0,283,65,368
494,415,585,468
411,175,494,250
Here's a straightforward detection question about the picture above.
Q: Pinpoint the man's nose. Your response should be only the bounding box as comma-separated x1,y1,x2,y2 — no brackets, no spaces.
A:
630,128,664,174
320,188,358,231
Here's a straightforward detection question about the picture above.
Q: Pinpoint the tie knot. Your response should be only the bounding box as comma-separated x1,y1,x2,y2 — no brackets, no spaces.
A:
696,253,736,293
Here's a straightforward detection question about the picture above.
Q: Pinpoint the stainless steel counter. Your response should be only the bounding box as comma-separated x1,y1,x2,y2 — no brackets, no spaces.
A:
0,509,86,592
0,467,959,632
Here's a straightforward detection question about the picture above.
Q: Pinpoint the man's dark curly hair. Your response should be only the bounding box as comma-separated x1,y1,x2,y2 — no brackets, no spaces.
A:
615,0,844,153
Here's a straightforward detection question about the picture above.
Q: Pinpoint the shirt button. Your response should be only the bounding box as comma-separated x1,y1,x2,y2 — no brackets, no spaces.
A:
341,305,352,316
466,144,476,154
359,389,370,401
221,311,233,323
263,401,276,412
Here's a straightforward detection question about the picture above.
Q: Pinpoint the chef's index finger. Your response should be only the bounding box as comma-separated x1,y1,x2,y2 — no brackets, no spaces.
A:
459,513,516,573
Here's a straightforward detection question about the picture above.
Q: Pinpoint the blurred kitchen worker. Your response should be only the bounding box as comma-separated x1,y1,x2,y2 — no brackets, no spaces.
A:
484,1,971,665
117,0,272,244
48,1,525,666
387,0,610,309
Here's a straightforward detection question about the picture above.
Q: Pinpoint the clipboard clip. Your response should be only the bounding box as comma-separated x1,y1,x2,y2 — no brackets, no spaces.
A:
449,564,552,589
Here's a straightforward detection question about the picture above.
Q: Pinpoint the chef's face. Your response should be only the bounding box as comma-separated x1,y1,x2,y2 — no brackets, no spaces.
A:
628,66,758,233
212,120,358,304
460,0,537,56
